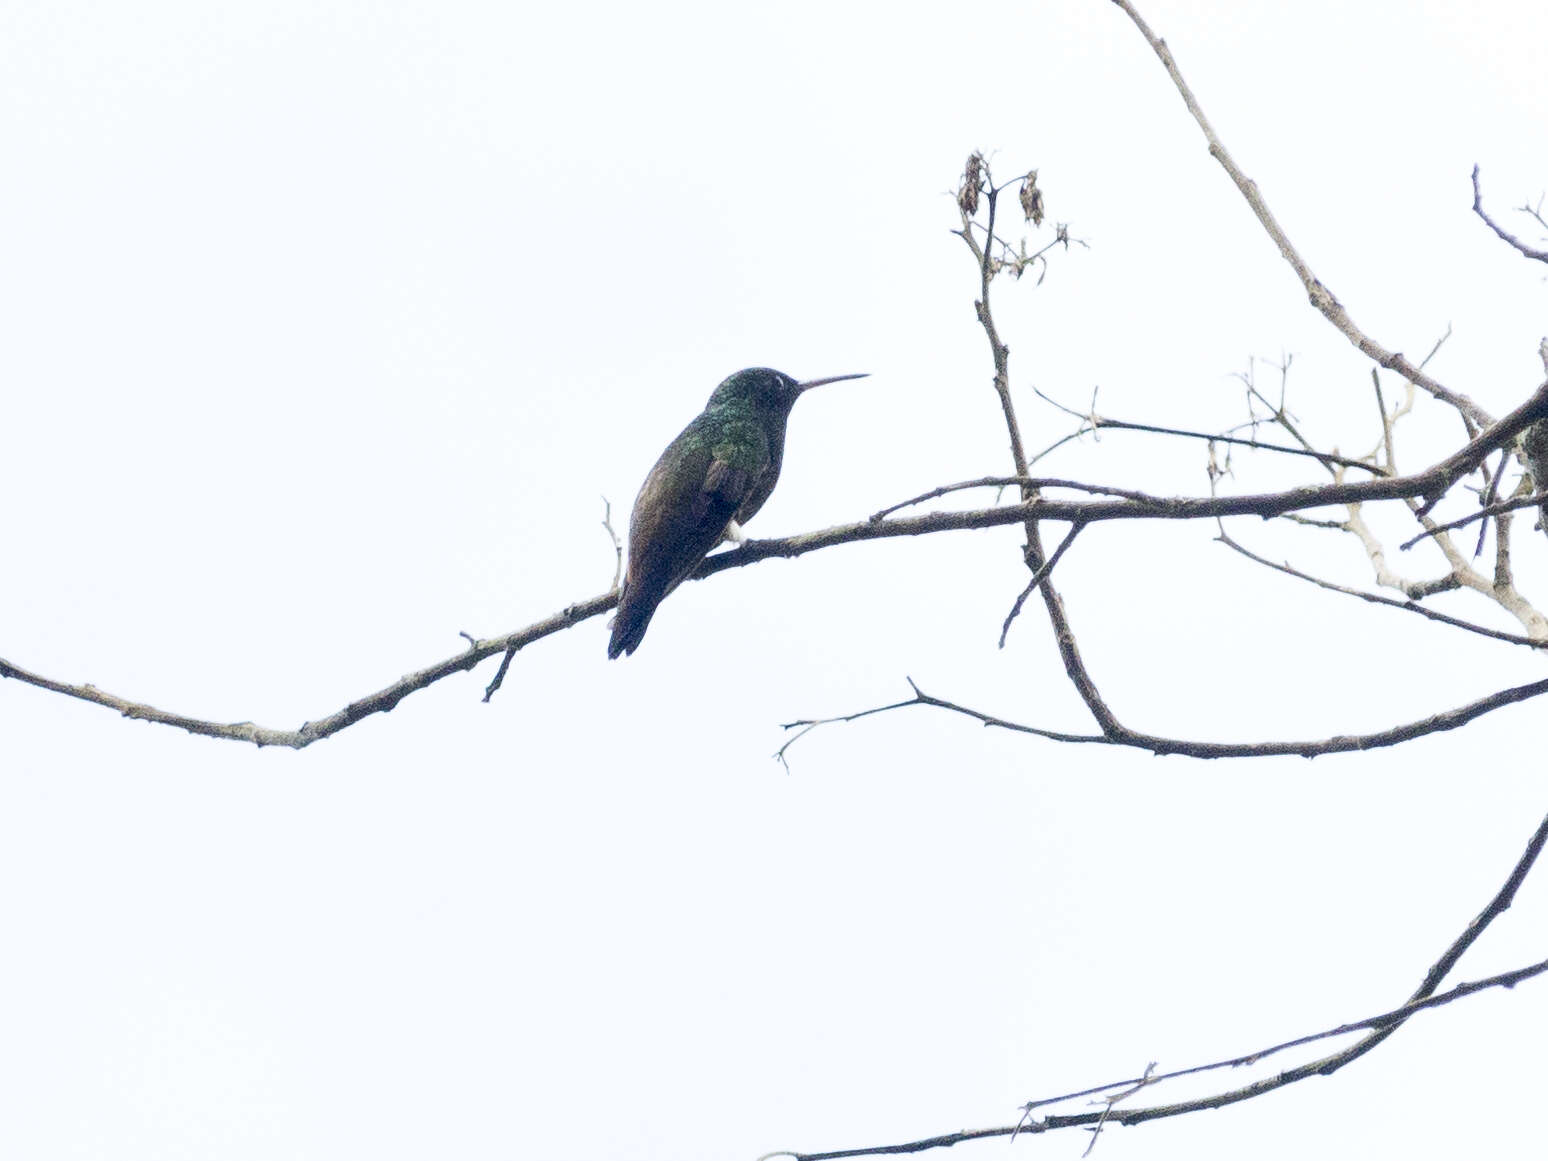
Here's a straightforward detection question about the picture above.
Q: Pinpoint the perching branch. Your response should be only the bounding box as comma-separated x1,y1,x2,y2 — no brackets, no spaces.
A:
13,374,1545,750
0,593,620,748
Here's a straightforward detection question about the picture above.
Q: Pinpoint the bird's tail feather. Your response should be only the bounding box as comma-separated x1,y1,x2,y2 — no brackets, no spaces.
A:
607,588,656,658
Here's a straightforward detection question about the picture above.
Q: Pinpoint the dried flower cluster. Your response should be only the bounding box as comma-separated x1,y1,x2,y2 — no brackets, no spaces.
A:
1019,170,1044,225
957,151,983,215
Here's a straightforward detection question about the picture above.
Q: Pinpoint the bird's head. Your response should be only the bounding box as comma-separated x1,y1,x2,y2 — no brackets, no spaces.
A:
706,367,868,414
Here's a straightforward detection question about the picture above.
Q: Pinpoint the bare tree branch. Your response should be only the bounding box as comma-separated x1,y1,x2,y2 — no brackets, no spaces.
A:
867,476,1163,523
8,373,1544,748
1472,165,1548,264
1109,0,1495,429
774,807,1548,1159
783,673,1548,760
1027,389,1385,475
1400,490,1548,550
768,9,1548,1160
998,522,1083,647
1216,530,1543,649
776,955,1548,1161
0,593,618,748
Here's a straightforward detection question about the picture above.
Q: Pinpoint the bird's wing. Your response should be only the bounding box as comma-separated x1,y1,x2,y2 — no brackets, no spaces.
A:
699,456,752,515
698,424,769,524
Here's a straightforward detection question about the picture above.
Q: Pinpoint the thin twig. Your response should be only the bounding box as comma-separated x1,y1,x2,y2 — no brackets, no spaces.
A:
1216,531,1543,649
869,477,1161,522
777,677,1094,766
1400,491,1548,550
482,644,519,702
601,495,624,591
1080,1063,1157,1157
999,523,1083,648
1374,369,1396,473
1472,165,1548,264
1026,403,1385,475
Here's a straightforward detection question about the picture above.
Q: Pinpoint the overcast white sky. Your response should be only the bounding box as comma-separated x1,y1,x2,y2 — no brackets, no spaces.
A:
4,1,1548,1158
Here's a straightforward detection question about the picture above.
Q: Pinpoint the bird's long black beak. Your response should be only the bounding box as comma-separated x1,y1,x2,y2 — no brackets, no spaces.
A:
797,372,869,392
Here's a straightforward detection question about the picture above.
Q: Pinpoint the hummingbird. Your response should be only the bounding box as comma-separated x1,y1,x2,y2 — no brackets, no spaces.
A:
607,366,868,658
